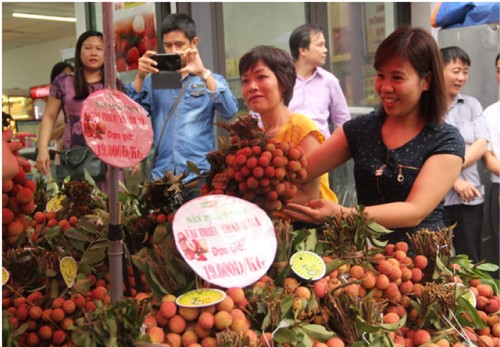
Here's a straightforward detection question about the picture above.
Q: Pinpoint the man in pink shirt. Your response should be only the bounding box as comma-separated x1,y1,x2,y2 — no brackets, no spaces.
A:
288,24,351,138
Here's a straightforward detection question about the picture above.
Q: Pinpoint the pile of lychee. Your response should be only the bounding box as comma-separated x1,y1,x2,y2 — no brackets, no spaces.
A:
2,164,36,245
202,136,307,214
30,210,78,243
141,287,258,346
272,241,500,347
2,285,110,347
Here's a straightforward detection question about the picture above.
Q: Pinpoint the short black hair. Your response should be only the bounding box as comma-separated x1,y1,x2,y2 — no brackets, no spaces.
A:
239,45,296,106
289,24,323,61
160,13,197,41
440,46,471,67
50,62,73,82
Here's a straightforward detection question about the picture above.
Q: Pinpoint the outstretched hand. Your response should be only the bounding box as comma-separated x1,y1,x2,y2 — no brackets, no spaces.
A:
3,129,29,181
283,199,341,225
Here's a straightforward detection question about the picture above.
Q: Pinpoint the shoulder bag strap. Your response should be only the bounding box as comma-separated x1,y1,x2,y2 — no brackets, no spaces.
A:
146,75,193,180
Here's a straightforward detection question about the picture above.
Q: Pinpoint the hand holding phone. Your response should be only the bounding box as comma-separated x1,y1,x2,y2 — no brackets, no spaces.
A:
151,53,182,71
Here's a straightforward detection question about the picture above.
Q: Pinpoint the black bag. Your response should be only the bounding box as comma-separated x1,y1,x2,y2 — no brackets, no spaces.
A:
54,147,107,182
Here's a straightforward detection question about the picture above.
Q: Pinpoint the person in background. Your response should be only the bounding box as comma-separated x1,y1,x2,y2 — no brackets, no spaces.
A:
125,13,239,186
440,46,489,263
48,62,75,165
239,45,337,205
482,53,500,266
36,30,124,192
288,23,351,139
50,62,74,84
284,26,465,246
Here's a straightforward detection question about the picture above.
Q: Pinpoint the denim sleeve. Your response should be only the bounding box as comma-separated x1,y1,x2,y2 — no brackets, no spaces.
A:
207,74,239,120
124,78,153,115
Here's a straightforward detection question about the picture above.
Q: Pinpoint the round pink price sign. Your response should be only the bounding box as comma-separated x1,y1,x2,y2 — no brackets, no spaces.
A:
81,89,153,168
172,195,277,288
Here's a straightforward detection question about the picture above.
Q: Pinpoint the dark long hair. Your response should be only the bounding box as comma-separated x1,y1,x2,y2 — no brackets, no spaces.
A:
374,25,447,124
239,45,296,106
50,62,73,83
73,30,104,100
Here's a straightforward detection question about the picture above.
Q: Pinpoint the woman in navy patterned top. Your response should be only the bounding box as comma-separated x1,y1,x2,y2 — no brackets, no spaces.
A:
284,26,465,244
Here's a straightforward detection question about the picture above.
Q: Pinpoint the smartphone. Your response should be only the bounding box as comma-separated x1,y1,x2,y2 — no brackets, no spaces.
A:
152,53,181,71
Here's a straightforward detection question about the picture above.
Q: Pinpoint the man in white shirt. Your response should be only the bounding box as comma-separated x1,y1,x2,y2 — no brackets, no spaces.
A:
288,24,351,138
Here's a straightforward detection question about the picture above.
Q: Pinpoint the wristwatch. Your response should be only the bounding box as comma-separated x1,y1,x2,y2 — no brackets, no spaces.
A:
201,69,212,82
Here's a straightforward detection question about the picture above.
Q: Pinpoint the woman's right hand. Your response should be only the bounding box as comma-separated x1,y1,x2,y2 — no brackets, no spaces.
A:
283,199,340,225
36,148,50,176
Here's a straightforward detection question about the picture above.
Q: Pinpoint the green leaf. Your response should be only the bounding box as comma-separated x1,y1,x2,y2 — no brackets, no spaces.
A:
144,264,168,298
291,229,312,251
370,236,388,248
355,315,382,333
379,314,406,331
475,263,499,272
301,324,335,341
186,160,202,176
273,327,297,343
152,224,168,245
88,239,108,251
72,277,93,294
11,322,29,337
261,309,272,331
68,238,87,252
367,221,393,235
457,297,487,329
281,295,293,317
80,249,106,265
65,228,90,242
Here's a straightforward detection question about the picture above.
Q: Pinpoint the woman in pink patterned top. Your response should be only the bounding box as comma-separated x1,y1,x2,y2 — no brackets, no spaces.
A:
36,30,124,191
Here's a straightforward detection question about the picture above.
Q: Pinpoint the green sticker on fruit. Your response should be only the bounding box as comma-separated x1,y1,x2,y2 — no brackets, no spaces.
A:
60,256,77,288
290,251,326,281
47,195,66,212
2,267,9,285
176,288,226,308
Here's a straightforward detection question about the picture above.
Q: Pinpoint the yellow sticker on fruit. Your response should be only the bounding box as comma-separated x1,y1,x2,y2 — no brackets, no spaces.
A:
60,256,77,288
176,288,226,308
290,251,326,281
2,267,9,285
47,195,66,212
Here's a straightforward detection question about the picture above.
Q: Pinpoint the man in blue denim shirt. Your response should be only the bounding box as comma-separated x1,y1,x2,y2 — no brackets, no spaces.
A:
125,13,238,182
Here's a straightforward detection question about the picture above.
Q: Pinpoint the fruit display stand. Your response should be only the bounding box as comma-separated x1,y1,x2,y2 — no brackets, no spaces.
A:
2,115,499,347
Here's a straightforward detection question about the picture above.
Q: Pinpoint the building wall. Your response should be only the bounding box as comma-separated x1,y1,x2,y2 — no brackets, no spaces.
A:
2,35,76,90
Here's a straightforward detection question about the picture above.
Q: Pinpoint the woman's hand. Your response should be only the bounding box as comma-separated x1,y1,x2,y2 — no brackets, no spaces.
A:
3,129,29,181
36,148,51,176
283,199,343,225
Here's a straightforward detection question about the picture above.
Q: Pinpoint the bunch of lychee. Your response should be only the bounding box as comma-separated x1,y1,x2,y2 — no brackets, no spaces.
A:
2,164,36,245
202,136,307,214
30,210,78,242
141,287,259,346
293,241,500,347
2,286,110,347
